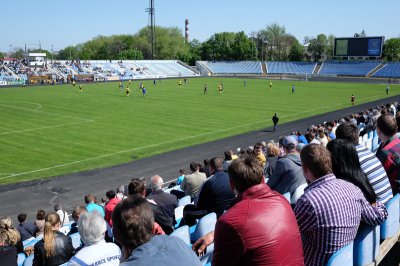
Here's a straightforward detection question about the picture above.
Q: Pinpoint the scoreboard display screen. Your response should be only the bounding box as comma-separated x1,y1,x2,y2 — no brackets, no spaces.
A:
334,37,384,57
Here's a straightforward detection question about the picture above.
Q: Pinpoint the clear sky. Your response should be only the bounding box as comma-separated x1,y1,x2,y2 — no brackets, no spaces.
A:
1,0,399,52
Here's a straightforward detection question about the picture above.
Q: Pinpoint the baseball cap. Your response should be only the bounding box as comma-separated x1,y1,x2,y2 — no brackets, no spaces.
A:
283,136,298,147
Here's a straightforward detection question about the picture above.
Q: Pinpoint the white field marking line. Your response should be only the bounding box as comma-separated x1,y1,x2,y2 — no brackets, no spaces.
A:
0,102,86,121
0,120,94,135
0,95,384,179
0,101,42,110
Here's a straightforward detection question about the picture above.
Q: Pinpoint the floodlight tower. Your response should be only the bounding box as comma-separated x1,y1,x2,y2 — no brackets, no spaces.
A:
146,0,156,60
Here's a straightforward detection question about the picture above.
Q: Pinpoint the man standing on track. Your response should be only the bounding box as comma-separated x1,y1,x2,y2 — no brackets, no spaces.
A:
272,113,279,132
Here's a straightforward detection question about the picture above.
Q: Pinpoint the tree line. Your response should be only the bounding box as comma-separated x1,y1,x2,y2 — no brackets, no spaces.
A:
2,23,400,64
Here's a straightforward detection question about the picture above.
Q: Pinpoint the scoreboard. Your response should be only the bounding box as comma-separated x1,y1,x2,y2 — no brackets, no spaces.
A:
334,37,384,57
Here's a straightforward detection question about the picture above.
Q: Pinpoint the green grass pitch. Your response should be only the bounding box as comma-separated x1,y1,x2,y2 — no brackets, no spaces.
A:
0,77,398,185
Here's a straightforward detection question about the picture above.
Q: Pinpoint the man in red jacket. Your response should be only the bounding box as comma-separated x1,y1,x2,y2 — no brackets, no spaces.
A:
193,157,304,266
104,189,121,227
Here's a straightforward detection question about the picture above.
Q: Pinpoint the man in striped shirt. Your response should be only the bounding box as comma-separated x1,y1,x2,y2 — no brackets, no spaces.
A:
294,144,388,266
335,123,393,204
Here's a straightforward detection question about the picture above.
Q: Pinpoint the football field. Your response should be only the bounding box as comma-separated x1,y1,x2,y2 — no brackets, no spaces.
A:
0,77,398,185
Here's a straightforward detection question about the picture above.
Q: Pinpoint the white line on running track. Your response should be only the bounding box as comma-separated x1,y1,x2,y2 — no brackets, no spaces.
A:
0,120,94,135
0,96,381,180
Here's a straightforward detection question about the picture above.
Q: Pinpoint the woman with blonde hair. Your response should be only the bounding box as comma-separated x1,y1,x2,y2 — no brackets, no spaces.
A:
33,212,74,266
264,142,280,179
0,216,23,253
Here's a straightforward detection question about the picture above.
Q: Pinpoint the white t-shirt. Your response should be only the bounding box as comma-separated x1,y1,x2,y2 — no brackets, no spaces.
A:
68,240,121,266
56,210,70,225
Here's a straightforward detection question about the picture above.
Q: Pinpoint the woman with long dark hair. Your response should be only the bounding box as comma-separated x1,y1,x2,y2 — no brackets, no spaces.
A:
327,139,376,203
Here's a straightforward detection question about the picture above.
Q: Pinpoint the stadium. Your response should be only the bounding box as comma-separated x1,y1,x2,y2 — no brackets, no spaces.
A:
1,1,400,265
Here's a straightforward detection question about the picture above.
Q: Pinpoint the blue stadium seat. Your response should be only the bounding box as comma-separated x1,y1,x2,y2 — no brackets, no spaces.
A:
200,243,214,265
170,225,191,245
191,212,217,243
371,135,380,153
23,235,43,249
203,61,262,74
178,195,191,207
283,192,291,202
23,255,34,266
353,225,380,266
325,241,354,266
267,61,316,74
373,62,400,78
380,193,400,239
70,232,82,249
18,253,26,266
319,61,380,76
291,183,307,205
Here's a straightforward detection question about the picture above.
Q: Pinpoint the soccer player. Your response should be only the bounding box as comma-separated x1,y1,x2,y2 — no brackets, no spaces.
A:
218,82,223,95
386,84,389,95
126,87,130,97
351,94,355,105
244,79,247,87
72,80,76,87
128,79,132,86
79,84,83,93
292,84,296,94
269,82,272,88
204,84,208,95
153,79,156,87
142,87,146,97
178,79,182,87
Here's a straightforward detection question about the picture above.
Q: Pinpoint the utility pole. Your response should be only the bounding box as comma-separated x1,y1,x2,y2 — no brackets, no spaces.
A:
146,0,156,60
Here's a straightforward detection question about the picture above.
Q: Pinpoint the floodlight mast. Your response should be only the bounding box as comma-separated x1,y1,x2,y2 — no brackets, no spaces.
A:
146,0,156,60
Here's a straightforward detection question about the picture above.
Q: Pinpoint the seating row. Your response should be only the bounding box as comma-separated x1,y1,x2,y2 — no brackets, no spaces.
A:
267,61,316,74
327,194,400,266
319,61,381,76
373,62,400,78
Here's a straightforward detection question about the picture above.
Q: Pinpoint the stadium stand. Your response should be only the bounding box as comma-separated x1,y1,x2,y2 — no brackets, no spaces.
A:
373,62,400,78
319,61,381,76
199,61,262,74
2,95,400,265
267,61,316,74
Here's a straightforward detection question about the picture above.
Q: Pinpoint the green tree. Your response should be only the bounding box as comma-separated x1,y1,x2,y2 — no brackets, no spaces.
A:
258,23,287,60
289,41,304,61
0,52,5,59
57,46,79,60
201,32,235,60
383,38,400,61
232,31,256,60
307,34,328,61
187,39,202,65
10,49,25,59
325,34,336,60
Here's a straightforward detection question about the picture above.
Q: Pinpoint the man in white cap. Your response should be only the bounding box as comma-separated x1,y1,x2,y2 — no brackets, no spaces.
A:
267,136,307,196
